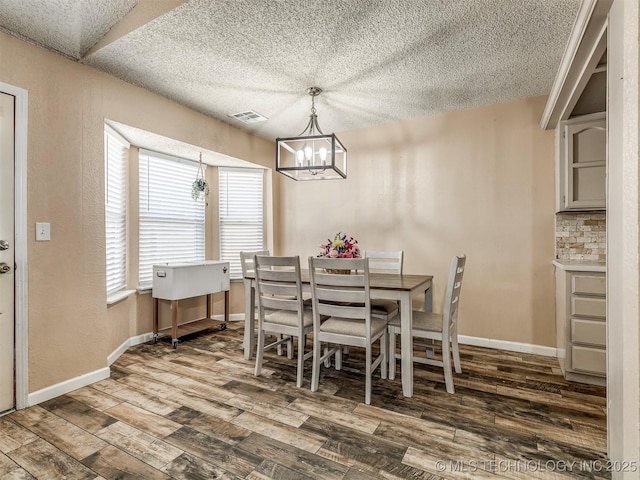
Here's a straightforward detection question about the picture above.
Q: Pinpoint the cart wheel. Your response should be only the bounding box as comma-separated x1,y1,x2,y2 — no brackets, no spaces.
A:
153,334,158,344
172,340,178,349
220,323,227,331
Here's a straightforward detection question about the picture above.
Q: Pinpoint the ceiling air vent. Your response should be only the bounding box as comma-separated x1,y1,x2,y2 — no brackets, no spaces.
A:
228,110,267,124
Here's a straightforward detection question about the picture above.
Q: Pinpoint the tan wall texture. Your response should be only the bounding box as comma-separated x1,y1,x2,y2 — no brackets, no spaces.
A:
276,96,557,346
0,31,273,393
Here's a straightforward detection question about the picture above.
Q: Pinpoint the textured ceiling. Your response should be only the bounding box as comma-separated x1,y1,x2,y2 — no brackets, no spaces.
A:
0,0,581,144
0,0,137,58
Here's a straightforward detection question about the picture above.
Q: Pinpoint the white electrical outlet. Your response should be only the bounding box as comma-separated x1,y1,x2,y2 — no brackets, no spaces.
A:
35,222,50,241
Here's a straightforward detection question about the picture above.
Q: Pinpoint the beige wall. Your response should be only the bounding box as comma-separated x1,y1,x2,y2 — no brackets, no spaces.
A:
277,96,557,347
0,31,273,393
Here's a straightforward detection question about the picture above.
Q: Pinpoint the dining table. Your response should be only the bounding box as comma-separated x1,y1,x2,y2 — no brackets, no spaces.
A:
243,268,433,398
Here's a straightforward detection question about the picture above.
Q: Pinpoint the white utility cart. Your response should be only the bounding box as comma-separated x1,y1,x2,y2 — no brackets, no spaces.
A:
152,260,230,348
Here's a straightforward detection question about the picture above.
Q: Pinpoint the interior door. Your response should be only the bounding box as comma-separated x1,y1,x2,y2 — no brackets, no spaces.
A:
0,92,15,413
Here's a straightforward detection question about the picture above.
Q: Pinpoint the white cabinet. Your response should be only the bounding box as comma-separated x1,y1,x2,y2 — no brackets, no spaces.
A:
554,262,606,385
556,112,606,211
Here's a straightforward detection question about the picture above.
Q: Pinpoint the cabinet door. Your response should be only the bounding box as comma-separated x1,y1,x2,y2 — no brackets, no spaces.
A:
563,115,606,210
571,345,606,375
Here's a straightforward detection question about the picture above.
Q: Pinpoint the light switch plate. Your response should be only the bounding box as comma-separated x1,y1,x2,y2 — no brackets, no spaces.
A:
35,222,50,241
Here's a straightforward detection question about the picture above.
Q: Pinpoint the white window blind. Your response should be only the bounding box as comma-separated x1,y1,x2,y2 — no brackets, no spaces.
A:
105,126,130,296
139,150,205,288
219,167,264,279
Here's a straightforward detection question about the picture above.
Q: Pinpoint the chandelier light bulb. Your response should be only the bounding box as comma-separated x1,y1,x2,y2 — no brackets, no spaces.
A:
304,146,313,163
296,150,304,166
319,147,327,164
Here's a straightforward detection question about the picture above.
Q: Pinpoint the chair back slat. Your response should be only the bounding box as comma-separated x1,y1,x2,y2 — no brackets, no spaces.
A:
260,295,299,312
317,302,367,319
315,286,366,304
259,281,298,297
442,255,466,336
314,271,365,287
259,269,298,283
362,250,403,274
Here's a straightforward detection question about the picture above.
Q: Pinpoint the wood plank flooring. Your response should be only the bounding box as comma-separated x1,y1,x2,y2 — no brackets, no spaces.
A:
0,322,608,479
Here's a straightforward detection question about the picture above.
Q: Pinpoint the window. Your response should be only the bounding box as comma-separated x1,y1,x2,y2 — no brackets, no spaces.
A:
139,150,205,288
105,126,130,296
219,167,264,278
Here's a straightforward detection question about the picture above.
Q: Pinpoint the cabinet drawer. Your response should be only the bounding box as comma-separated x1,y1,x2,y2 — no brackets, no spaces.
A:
571,274,606,296
571,318,606,346
571,345,606,375
571,296,606,318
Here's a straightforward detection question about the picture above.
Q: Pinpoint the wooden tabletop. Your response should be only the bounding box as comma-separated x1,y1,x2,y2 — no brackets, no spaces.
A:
246,271,433,291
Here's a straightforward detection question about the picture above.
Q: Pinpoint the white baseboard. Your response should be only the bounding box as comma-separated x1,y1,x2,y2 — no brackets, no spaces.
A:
27,367,110,406
458,335,557,357
108,332,155,366
108,318,240,367
130,332,156,346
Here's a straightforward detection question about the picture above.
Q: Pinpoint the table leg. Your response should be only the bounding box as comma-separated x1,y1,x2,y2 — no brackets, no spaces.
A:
424,285,433,313
424,284,435,359
243,279,256,360
399,291,413,397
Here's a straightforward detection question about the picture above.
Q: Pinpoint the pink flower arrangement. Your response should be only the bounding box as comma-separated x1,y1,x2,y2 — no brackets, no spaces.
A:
319,232,361,258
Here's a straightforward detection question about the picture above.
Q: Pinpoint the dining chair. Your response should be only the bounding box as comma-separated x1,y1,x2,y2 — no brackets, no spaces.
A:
254,255,313,388
362,250,403,321
388,254,466,394
240,250,270,312
240,250,287,357
309,256,388,405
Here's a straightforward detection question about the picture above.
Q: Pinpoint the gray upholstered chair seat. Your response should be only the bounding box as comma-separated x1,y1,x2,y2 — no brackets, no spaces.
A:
371,299,399,316
320,316,387,337
388,310,441,332
265,309,313,328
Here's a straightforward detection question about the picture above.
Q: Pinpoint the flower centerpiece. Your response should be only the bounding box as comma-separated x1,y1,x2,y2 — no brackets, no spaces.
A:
319,232,361,273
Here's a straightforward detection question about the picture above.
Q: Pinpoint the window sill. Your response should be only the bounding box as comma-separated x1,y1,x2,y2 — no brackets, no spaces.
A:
107,289,136,306
137,286,152,295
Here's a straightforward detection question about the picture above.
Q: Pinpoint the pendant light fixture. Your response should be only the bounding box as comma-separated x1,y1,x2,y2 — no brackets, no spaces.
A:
276,87,347,180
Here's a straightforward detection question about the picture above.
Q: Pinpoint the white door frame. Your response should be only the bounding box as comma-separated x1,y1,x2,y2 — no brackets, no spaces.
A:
0,81,28,410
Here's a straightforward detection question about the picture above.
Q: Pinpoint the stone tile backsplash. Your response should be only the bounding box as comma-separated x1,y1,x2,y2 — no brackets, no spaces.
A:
556,212,606,261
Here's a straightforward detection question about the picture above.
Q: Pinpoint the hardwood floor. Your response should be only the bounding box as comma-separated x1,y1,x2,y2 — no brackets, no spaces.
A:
0,322,608,479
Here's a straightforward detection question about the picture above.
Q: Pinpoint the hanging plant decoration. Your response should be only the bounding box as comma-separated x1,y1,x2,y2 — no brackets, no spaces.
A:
192,152,210,206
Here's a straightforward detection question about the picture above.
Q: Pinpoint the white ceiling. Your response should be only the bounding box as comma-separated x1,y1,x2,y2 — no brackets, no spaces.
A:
0,0,581,144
